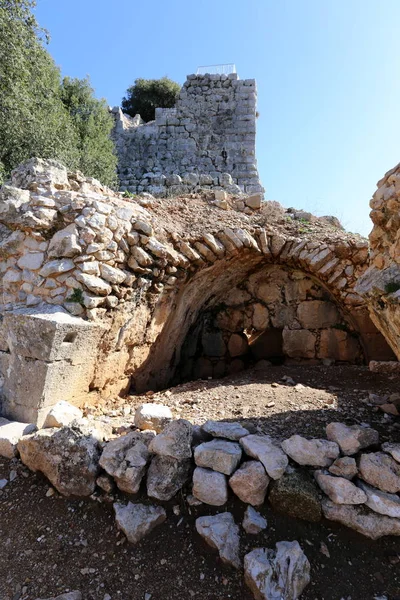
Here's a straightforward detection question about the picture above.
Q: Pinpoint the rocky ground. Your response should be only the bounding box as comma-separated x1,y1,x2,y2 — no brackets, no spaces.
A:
1,365,400,600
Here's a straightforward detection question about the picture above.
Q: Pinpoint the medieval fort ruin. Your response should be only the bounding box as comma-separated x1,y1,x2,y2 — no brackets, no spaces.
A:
1,70,400,600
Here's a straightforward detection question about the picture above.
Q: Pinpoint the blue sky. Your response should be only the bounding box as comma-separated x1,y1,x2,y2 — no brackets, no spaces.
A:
35,0,400,236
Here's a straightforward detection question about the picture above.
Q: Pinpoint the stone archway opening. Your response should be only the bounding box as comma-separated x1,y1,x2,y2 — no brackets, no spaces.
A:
173,264,366,385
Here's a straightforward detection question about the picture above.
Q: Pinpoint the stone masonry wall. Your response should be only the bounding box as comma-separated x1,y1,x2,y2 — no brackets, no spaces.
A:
113,73,263,197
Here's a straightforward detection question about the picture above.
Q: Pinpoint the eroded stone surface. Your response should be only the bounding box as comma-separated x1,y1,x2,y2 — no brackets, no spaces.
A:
281,435,339,467
99,431,154,494
114,501,166,544
326,422,379,456
244,542,310,600
43,401,83,429
202,420,249,441
358,452,400,493
268,468,322,522
314,470,367,504
194,439,242,475
196,512,240,569
240,435,288,480
146,455,191,501
17,422,102,496
322,498,400,539
243,506,267,534
148,419,193,460
229,460,270,506
357,479,400,518
192,467,228,506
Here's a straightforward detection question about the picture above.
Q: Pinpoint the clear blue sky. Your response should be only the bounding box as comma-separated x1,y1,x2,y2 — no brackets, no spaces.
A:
35,0,400,236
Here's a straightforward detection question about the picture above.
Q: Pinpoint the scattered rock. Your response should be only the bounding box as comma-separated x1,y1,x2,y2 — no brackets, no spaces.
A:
194,439,242,475
192,467,228,506
36,593,82,600
134,403,173,433
243,506,267,534
268,468,322,522
96,473,115,493
229,460,270,506
244,541,310,600
43,401,83,428
0,418,37,458
322,498,400,539
187,494,203,506
328,456,358,480
17,423,102,496
357,479,400,518
281,435,339,467
148,419,193,460
240,435,288,480
314,470,367,504
0,479,8,489
195,512,240,569
147,455,192,501
99,431,154,494
202,420,250,441
326,422,379,456
114,501,166,544
358,452,400,493
382,442,400,463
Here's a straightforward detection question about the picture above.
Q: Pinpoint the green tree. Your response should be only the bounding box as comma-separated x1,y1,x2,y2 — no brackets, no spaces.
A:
122,77,181,122
60,77,118,188
0,0,79,176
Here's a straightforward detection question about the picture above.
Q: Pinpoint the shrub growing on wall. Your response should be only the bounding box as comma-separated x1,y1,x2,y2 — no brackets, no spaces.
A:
122,77,181,122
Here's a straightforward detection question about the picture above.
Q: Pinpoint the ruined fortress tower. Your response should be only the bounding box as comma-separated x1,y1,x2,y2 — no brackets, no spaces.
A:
112,67,264,197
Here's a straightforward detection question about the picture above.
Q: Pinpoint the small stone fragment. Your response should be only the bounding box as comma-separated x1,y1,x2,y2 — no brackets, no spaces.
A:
134,403,173,433
114,501,166,544
36,593,82,600
43,401,83,428
244,541,310,600
192,467,228,506
281,435,339,467
314,470,367,504
229,460,269,506
357,479,400,518
202,420,250,440
359,452,400,493
243,506,267,534
326,422,379,456
240,434,288,480
322,498,400,539
195,512,240,568
328,456,358,480
194,439,242,475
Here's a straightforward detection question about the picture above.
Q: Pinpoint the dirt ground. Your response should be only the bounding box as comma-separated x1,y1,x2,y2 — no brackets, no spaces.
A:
1,365,400,600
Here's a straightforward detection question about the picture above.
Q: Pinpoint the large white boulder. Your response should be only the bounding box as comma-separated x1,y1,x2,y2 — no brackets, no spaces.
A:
43,401,83,429
0,418,36,458
134,403,173,433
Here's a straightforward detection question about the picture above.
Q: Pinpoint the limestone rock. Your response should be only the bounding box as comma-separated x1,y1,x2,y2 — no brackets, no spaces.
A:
243,506,267,534
43,401,83,429
195,512,240,569
36,593,82,600
0,418,37,459
192,466,228,506
229,460,270,506
134,403,173,433
268,468,322,522
314,470,367,504
194,439,242,475
359,452,400,493
244,541,310,600
240,434,288,479
357,479,400,518
326,422,379,456
99,431,154,494
202,420,250,441
148,419,192,460
48,225,81,258
114,501,166,544
382,442,400,463
322,498,400,539
146,455,191,501
281,435,339,467
17,423,102,496
328,456,358,480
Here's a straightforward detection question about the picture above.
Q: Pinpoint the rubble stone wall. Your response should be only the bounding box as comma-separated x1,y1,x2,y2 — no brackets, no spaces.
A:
113,73,263,197
0,159,394,425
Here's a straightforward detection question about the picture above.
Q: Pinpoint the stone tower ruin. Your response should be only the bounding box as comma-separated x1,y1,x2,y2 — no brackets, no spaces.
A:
112,69,264,197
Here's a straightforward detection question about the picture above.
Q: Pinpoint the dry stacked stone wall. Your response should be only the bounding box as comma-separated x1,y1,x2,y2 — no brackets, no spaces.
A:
113,73,263,197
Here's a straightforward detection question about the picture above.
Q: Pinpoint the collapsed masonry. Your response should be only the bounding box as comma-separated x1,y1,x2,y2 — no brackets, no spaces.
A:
0,157,397,426
112,72,264,197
